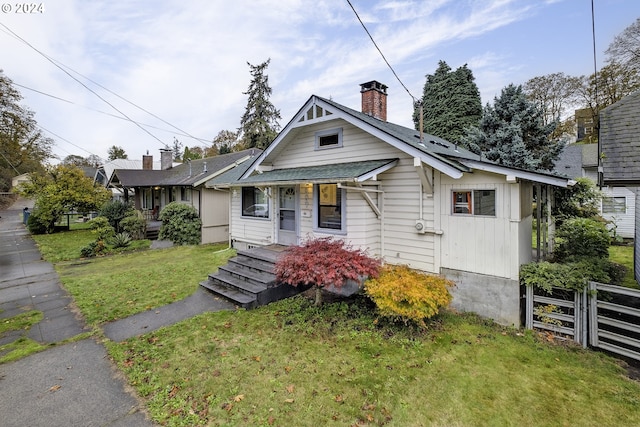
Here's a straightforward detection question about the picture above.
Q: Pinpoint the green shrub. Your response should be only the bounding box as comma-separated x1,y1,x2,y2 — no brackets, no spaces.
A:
99,200,134,232
80,240,107,258
365,264,453,327
158,202,202,245
26,209,48,234
88,216,116,241
520,257,626,293
119,211,146,240
554,217,610,261
110,232,132,249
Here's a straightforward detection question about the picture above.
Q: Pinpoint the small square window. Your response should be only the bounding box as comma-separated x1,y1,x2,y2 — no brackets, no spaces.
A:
315,128,343,150
452,190,495,216
602,196,626,214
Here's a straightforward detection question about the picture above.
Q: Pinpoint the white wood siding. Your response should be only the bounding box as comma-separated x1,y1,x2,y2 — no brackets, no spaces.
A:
379,158,436,272
272,121,402,168
230,188,275,246
439,172,525,280
601,186,636,239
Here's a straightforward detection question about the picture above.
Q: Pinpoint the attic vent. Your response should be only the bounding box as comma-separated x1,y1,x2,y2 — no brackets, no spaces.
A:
429,139,449,149
299,104,333,123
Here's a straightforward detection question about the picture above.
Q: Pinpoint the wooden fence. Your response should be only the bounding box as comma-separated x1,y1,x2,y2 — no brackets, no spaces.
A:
526,282,640,361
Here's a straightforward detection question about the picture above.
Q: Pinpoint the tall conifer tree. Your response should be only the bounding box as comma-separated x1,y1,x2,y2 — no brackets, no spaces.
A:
464,84,562,171
413,61,482,144
239,59,281,150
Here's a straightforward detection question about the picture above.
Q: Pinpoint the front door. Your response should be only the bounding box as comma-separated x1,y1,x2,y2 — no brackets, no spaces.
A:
277,186,298,245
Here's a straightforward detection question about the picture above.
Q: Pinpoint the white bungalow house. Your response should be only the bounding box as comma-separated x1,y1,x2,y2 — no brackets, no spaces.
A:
206,81,571,326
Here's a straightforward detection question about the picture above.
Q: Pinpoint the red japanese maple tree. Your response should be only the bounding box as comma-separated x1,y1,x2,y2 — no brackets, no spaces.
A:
274,237,380,305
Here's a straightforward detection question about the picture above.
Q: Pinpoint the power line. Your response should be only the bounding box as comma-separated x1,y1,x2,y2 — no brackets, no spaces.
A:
54,61,205,144
0,23,168,147
345,0,418,102
14,82,213,144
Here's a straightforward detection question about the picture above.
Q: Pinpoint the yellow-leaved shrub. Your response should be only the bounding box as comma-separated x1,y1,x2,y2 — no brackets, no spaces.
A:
364,264,454,326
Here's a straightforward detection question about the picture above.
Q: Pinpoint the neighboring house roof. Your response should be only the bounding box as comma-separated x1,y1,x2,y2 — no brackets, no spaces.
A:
582,143,598,168
238,95,571,188
554,144,583,178
95,159,169,186
601,90,640,185
108,149,261,188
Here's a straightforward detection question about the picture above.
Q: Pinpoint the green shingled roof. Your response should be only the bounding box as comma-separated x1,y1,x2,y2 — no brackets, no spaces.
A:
218,159,397,186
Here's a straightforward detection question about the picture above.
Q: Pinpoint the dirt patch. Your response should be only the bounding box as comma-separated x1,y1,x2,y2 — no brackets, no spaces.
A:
0,194,17,210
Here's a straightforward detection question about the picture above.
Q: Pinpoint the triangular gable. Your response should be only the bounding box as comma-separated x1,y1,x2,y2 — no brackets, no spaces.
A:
242,96,467,180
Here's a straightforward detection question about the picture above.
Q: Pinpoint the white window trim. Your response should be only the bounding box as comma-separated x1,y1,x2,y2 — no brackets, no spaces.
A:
451,189,496,217
314,127,343,150
313,184,347,234
241,186,271,220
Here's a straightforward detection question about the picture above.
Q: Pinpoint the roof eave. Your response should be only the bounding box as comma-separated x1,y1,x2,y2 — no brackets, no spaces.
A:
460,159,572,187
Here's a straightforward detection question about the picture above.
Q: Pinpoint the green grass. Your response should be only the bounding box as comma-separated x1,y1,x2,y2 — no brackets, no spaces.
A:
106,297,640,427
0,311,46,363
33,229,151,263
608,244,639,288
0,337,47,364
55,243,235,325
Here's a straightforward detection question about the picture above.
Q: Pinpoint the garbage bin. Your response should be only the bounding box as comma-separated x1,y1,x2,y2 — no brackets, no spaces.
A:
23,207,30,225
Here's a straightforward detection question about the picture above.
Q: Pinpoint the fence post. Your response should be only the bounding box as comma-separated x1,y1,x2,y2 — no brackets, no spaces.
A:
582,287,588,348
588,281,598,347
525,285,533,330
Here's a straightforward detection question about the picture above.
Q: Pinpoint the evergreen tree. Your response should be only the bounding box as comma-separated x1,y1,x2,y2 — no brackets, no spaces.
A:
463,84,562,171
413,61,482,144
239,59,281,150
107,145,128,160
171,137,183,161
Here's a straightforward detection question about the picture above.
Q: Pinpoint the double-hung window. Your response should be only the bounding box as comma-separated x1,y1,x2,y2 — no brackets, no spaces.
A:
315,184,344,231
242,187,270,218
452,190,496,216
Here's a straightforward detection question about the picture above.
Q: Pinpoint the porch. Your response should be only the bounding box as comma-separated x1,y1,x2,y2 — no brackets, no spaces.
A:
199,245,310,308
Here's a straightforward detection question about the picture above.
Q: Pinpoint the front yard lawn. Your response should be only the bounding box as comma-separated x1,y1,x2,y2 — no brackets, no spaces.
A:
33,233,640,426
106,297,640,427
55,242,234,325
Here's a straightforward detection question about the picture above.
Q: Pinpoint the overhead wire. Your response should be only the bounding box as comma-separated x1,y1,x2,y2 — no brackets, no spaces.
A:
0,23,168,148
13,82,213,143
345,0,418,102
345,0,424,139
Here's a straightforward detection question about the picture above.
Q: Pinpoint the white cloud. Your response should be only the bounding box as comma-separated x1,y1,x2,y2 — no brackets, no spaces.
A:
1,0,636,163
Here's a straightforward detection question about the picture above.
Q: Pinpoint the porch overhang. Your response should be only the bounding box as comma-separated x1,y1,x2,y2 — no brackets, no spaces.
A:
234,159,398,187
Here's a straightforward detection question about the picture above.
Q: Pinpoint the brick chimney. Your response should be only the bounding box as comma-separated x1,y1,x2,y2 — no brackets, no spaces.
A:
360,80,388,121
160,148,173,170
142,151,153,170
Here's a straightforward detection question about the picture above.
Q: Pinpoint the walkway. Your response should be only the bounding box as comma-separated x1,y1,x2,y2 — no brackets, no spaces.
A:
0,197,232,426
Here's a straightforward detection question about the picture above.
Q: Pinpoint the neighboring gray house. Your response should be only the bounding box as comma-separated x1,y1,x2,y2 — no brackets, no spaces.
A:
555,143,635,239
108,149,260,244
600,90,640,282
207,81,572,326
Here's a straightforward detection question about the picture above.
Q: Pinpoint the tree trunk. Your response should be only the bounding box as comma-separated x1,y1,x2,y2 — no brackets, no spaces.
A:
314,286,323,306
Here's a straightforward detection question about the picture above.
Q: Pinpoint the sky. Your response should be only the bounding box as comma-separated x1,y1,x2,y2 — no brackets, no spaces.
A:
1,0,639,165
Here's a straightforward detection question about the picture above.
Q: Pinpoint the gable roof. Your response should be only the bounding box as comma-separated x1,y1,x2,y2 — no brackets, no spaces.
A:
239,95,571,188
601,90,640,185
108,149,261,188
